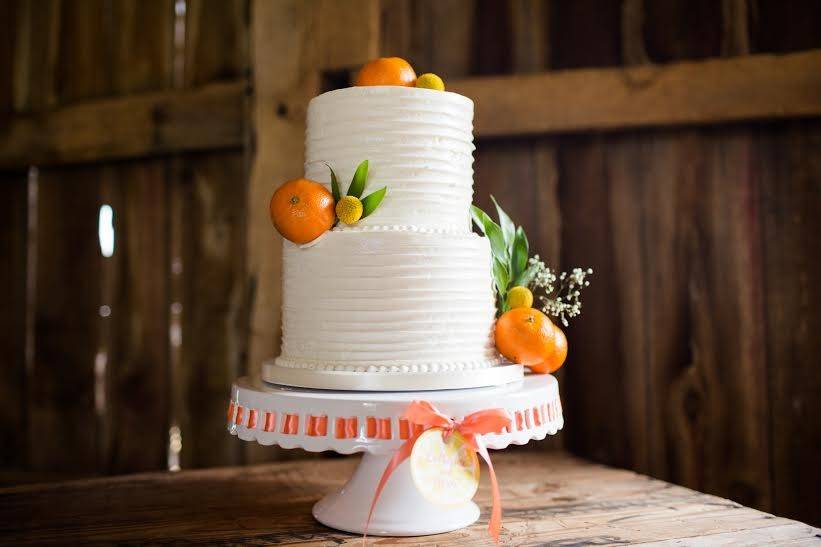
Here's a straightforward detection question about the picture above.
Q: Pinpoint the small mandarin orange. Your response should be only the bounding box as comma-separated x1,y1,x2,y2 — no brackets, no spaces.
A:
355,57,417,87
494,308,567,373
269,178,335,244
530,323,568,374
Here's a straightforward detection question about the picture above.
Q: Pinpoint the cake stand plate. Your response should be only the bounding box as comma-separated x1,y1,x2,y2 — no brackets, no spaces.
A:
227,374,563,536
263,359,524,391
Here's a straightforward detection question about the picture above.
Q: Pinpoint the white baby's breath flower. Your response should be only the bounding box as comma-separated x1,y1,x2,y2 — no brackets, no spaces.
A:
525,259,593,326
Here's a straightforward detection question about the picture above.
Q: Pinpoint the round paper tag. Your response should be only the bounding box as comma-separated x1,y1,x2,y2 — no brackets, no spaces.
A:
410,427,480,505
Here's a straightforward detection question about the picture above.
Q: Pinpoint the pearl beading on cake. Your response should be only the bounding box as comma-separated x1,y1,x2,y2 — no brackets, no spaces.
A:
330,224,473,234
274,356,502,374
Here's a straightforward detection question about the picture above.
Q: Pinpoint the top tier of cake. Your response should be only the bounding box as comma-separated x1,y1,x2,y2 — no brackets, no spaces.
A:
305,86,475,232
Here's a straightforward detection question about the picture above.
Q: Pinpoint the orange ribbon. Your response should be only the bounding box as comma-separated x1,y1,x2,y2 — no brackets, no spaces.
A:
364,401,512,543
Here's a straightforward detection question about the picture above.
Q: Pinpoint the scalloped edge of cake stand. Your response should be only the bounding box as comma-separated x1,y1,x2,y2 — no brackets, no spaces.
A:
262,361,524,391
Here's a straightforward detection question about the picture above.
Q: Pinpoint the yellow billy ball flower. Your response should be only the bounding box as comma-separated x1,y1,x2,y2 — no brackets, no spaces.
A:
336,195,364,225
415,73,445,91
506,285,534,309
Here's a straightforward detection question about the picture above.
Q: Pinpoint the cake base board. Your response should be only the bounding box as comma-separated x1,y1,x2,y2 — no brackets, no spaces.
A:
262,361,524,391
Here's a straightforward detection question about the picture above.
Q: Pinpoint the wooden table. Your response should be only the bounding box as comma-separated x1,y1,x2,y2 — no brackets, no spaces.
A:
1,452,818,545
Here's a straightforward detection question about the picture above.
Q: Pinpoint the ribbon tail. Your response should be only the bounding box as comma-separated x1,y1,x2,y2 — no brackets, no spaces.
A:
474,436,503,543
363,434,419,544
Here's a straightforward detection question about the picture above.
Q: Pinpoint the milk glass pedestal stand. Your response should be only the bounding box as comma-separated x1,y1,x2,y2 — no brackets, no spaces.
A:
227,374,563,536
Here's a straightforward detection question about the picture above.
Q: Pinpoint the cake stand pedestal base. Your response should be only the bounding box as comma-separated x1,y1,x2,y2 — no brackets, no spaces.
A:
227,374,563,537
313,452,479,536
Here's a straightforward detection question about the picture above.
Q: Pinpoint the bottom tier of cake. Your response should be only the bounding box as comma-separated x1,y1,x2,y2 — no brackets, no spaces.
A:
273,227,518,390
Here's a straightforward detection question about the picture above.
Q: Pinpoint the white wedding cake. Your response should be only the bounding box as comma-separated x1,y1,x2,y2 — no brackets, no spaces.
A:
263,86,523,390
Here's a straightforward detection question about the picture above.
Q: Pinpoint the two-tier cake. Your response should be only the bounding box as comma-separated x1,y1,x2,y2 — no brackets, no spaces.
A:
263,84,523,391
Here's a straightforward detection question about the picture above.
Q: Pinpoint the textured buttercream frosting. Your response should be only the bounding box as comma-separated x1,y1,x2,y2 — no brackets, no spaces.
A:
305,86,475,232
277,230,501,370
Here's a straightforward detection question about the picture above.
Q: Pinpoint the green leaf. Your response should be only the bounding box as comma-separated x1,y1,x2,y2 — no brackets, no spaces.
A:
511,226,529,280
492,257,510,302
361,187,387,217
484,220,508,265
326,163,341,203
512,262,539,288
490,195,516,253
347,160,369,198
470,205,491,234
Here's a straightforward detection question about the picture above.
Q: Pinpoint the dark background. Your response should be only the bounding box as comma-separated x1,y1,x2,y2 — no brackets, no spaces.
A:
1,0,819,527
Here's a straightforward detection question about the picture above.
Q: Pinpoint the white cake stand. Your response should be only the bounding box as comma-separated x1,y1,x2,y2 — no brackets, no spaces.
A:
227,374,563,536
228,375,564,536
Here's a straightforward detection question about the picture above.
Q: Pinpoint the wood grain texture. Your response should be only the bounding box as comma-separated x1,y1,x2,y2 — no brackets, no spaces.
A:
4,50,820,167
559,129,775,509
759,123,821,525
0,0,17,113
0,81,245,168
0,172,28,468
28,166,102,471
178,152,247,468
451,49,821,137
9,0,61,112
176,0,250,470
108,0,175,95
0,452,817,545
102,162,171,474
184,0,249,87
100,0,175,475
379,0,475,79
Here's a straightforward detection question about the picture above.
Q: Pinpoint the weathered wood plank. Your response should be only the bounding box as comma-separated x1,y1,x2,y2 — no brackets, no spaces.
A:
559,136,633,468
0,0,18,113
109,0,175,94
184,0,249,87
451,49,821,137
0,172,29,469
102,161,171,474
751,0,821,54
3,49,819,167
9,0,61,113
549,0,622,69
0,81,245,168
379,0,475,79
178,152,247,468
0,452,817,545
685,130,771,510
28,166,102,471
759,123,821,525
172,0,251,470
560,129,775,509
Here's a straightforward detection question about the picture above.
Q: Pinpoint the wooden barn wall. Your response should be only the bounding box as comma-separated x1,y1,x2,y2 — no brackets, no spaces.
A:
0,0,819,527
0,0,250,478
380,0,821,525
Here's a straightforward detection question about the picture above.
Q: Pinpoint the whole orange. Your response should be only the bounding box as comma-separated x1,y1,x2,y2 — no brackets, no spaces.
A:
269,178,335,244
494,308,567,373
530,323,568,374
355,57,417,87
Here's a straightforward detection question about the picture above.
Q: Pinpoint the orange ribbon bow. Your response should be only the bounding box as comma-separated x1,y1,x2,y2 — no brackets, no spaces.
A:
365,401,512,543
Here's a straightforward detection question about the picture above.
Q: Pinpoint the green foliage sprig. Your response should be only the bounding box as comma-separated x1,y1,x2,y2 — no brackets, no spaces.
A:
471,197,534,314
327,160,387,222
472,196,592,321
